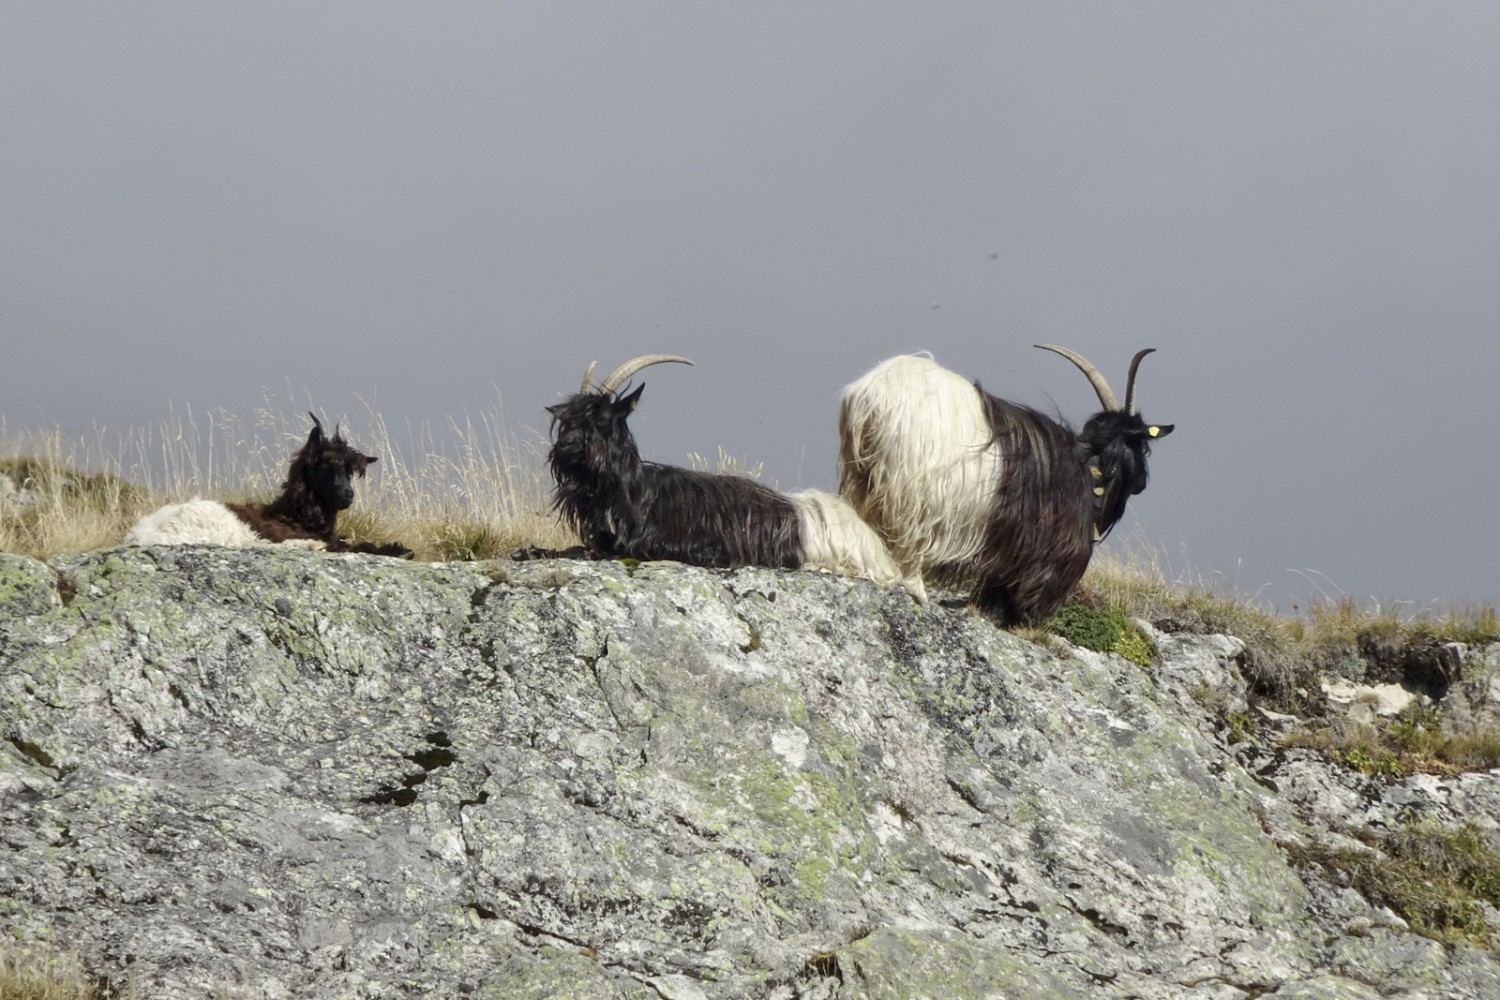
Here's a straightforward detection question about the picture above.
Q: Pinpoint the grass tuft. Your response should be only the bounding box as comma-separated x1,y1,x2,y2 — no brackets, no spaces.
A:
1285,821,1500,948
0,940,114,1000
1284,705,1500,781
1080,543,1498,716
1042,601,1155,667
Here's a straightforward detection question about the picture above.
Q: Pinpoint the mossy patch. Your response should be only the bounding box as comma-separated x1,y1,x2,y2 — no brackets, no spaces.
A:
1043,602,1155,667
0,552,63,619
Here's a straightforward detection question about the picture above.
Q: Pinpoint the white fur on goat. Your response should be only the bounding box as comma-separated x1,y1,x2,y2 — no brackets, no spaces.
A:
786,489,910,593
125,498,271,547
837,354,1002,602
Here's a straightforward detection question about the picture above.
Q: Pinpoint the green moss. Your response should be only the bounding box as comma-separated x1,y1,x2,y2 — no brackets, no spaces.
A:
1045,603,1121,652
1043,602,1154,666
1112,625,1154,668
0,553,62,618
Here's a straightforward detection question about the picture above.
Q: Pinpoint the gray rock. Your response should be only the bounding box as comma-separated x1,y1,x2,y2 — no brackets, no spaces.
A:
1,546,1497,998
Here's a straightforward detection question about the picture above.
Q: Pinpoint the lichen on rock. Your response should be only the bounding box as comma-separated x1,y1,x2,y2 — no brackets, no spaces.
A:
1,546,1497,999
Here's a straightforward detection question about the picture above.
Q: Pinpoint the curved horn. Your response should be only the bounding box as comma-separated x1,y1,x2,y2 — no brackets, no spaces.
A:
578,361,599,395
1034,344,1119,412
597,354,694,395
1123,348,1156,415
307,412,325,436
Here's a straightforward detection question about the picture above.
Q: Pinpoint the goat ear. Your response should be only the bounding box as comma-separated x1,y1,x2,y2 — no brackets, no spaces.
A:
617,383,645,413
1148,424,1174,439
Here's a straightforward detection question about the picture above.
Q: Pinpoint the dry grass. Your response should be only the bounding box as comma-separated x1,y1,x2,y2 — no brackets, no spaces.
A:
339,407,575,560
0,940,115,1000
0,400,575,563
1285,820,1500,948
1077,540,1498,714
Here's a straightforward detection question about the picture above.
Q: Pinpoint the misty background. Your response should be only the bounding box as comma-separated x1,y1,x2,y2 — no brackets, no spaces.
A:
4,3,1496,611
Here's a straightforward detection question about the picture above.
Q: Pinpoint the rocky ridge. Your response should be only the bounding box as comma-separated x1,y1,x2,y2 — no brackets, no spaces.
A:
1,546,1498,998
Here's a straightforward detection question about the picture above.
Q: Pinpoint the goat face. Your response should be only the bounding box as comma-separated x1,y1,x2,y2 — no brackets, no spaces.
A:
1077,410,1173,539
546,383,645,488
298,417,377,512
1035,345,1173,542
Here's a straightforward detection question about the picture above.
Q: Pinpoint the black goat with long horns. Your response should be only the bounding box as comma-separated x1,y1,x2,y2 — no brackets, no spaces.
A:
540,355,908,590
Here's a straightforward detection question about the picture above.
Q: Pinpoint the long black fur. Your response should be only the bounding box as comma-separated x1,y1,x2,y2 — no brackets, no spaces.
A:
228,414,412,558
968,389,1167,624
546,386,804,569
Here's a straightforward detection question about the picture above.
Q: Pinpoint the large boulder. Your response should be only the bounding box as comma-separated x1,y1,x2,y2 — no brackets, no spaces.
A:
1,547,1496,998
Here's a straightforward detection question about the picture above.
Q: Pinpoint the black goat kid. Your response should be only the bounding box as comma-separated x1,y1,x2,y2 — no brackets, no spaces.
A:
226,414,410,556
126,413,412,556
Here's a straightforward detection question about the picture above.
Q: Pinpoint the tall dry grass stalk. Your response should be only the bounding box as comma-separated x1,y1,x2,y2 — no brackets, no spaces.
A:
343,404,575,560
0,396,576,562
0,939,117,1000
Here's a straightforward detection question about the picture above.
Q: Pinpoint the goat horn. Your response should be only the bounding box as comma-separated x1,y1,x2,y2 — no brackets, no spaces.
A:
1123,348,1156,415
597,354,694,395
1034,344,1119,412
307,412,325,435
578,361,599,395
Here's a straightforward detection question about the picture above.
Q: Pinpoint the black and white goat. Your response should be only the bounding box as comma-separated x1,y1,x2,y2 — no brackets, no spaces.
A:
838,346,1172,623
542,355,908,590
125,414,412,557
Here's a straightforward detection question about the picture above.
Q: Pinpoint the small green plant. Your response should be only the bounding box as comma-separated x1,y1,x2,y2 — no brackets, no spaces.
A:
1339,745,1406,780
1044,603,1120,652
1282,704,1500,781
1112,625,1154,667
1225,711,1253,745
1042,602,1154,667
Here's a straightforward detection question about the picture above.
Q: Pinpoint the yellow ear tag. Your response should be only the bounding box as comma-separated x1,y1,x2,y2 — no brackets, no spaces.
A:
1093,486,1106,497
1090,465,1103,478
1148,426,1162,438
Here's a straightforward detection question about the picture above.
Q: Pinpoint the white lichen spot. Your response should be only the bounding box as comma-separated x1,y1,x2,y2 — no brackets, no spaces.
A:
771,726,809,769
867,801,907,845
432,826,467,864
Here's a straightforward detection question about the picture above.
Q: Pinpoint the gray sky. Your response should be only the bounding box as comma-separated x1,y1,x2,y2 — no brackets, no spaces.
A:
5,3,1498,611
